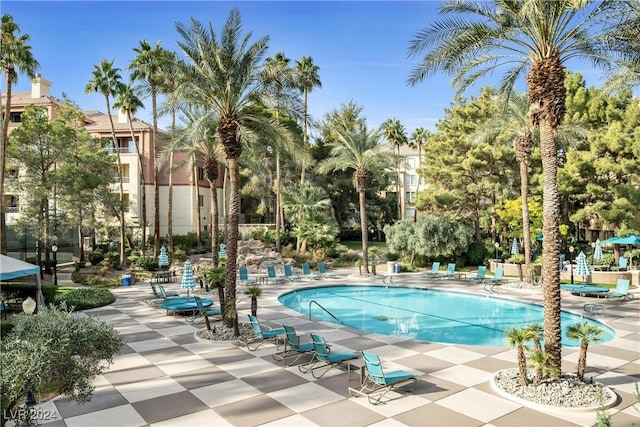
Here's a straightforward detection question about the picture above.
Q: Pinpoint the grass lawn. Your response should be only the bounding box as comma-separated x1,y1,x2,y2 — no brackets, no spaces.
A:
342,240,388,251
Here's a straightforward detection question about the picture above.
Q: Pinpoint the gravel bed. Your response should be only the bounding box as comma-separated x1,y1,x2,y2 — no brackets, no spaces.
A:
196,322,255,342
494,369,615,408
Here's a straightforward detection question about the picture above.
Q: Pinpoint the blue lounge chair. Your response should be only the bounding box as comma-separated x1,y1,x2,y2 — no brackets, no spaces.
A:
302,263,320,280
421,262,441,278
159,284,180,299
283,264,301,282
317,261,336,278
433,263,456,280
348,351,417,404
469,266,487,282
483,267,504,293
246,315,286,351
273,325,315,366
610,257,628,272
605,279,633,301
239,266,256,286
186,296,222,325
267,265,285,284
299,333,359,379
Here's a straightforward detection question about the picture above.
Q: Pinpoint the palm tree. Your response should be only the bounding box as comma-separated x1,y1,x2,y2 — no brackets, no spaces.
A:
0,14,39,254
203,266,226,321
282,182,332,251
170,10,290,333
408,0,632,374
295,56,322,183
505,327,534,387
524,323,544,353
244,285,262,317
408,127,430,222
85,59,127,269
317,124,394,274
380,118,408,220
567,322,605,380
129,40,173,257
113,84,146,254
527,349,558,386
602,1,640,94
472,92,535,282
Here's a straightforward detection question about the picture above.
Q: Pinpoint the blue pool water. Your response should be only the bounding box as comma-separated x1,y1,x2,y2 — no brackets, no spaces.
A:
278,285,615,347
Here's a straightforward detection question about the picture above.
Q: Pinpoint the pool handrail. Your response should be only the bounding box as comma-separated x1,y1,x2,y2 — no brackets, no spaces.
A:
309,300,343,325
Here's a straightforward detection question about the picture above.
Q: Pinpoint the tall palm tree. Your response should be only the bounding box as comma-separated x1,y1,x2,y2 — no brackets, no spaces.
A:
408,127,430,222
472,92,535,282
0,14,39,254
602,1,640,94
317,124,394,274
505,327,534,387
85,59,127,269
113,84,146,254
566,322,605,380
282,182,332,251
294,56,322,184
408,0,631,373
263,52,296,253
129,40,173,257
380,118,408,220
170,10,289,333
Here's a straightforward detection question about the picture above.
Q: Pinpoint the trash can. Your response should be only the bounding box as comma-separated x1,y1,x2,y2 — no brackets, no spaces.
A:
121,274,131,286
387,261,395,273
394,264,401,274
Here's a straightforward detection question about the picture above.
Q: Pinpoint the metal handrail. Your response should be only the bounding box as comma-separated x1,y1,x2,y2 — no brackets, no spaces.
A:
308,300,343,324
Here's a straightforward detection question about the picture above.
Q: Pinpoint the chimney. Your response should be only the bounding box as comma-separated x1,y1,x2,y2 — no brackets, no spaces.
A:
118,108,129,124
31,74,52,98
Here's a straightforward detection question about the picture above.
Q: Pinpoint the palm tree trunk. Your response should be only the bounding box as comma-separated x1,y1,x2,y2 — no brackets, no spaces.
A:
359,189,369,274
517,346,529,387
301,88,308,184
224,158,240,331
0,73,14,255
577,341,588,380
275,152,282,253
106,99,126,269
540,118,562,374
222,166,228,242
205,160,219,267
126,114,146,255
193,162,202,251
152,90,160,257
168,152,174,253
519,157,533,283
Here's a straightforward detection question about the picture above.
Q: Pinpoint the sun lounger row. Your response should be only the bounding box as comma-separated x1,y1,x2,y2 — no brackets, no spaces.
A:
247,315,417,404
239,262,337,285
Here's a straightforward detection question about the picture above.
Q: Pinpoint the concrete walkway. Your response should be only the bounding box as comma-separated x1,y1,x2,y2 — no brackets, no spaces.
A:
25,269,640,426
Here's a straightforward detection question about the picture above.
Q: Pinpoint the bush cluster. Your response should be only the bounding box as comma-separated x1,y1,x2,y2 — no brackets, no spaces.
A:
51,288,116,310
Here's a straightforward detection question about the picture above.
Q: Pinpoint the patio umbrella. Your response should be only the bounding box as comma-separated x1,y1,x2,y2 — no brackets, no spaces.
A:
158,245,169,269
574,251,592,283
510,237,519,255
181,260,196,299
602,234,640,266
593,239,603,262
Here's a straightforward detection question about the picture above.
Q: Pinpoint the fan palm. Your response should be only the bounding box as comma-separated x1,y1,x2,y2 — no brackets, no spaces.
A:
295,56,322,183
170,9,290,333
113,84,146,254
408,0,632,373
85,59,127,269
1,14,40,254
244,285,262,317
317,124,394,273
283,182,332,251
567,322,605,380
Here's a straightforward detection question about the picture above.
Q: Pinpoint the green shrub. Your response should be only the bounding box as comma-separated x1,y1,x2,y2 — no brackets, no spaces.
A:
0,319,15,338
74,261,86,271
386,252,400,262
52,288,116,310
509,253,526,264
88,250,105,266
133,256,158,271
333,252,361,267
467,241,489,265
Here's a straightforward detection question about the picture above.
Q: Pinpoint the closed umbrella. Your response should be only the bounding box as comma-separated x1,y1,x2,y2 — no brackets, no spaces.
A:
181,260,196,299
510,237,519,255
574,251,592,283
158,245,169,269
593,239,603,262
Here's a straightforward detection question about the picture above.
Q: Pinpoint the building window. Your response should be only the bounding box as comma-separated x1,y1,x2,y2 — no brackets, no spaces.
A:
404,174,417,186
10,112,22,123
405,208,416,218
590,230,600,241
199,195,204,207
197,167,205,181
407,157,416,169
405,191,416,204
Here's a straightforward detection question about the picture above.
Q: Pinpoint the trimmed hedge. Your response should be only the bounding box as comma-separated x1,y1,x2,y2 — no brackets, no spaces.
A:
0,282,116,311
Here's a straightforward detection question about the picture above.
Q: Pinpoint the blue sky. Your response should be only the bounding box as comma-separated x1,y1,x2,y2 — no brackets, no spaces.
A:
4,1,613,136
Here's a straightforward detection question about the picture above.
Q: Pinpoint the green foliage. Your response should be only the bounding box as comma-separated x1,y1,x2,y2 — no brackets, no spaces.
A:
172,232,211,254
414,213,474,259
52,288,116,310
132,256,159,271
332,252,361,267
496,196,543,240
74,261,86,271
0,320,15,338
465,241,488,266
292,213,339,257
384,219,420,261
88,250,105,266
509,254,526,264
1,304,124,420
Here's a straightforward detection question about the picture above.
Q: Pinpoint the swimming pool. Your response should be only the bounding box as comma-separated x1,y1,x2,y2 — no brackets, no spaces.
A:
278,285,615,347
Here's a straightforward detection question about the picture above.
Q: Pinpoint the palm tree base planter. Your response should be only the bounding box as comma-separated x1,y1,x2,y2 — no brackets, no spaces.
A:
491,369,617,413
193,323,254,344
